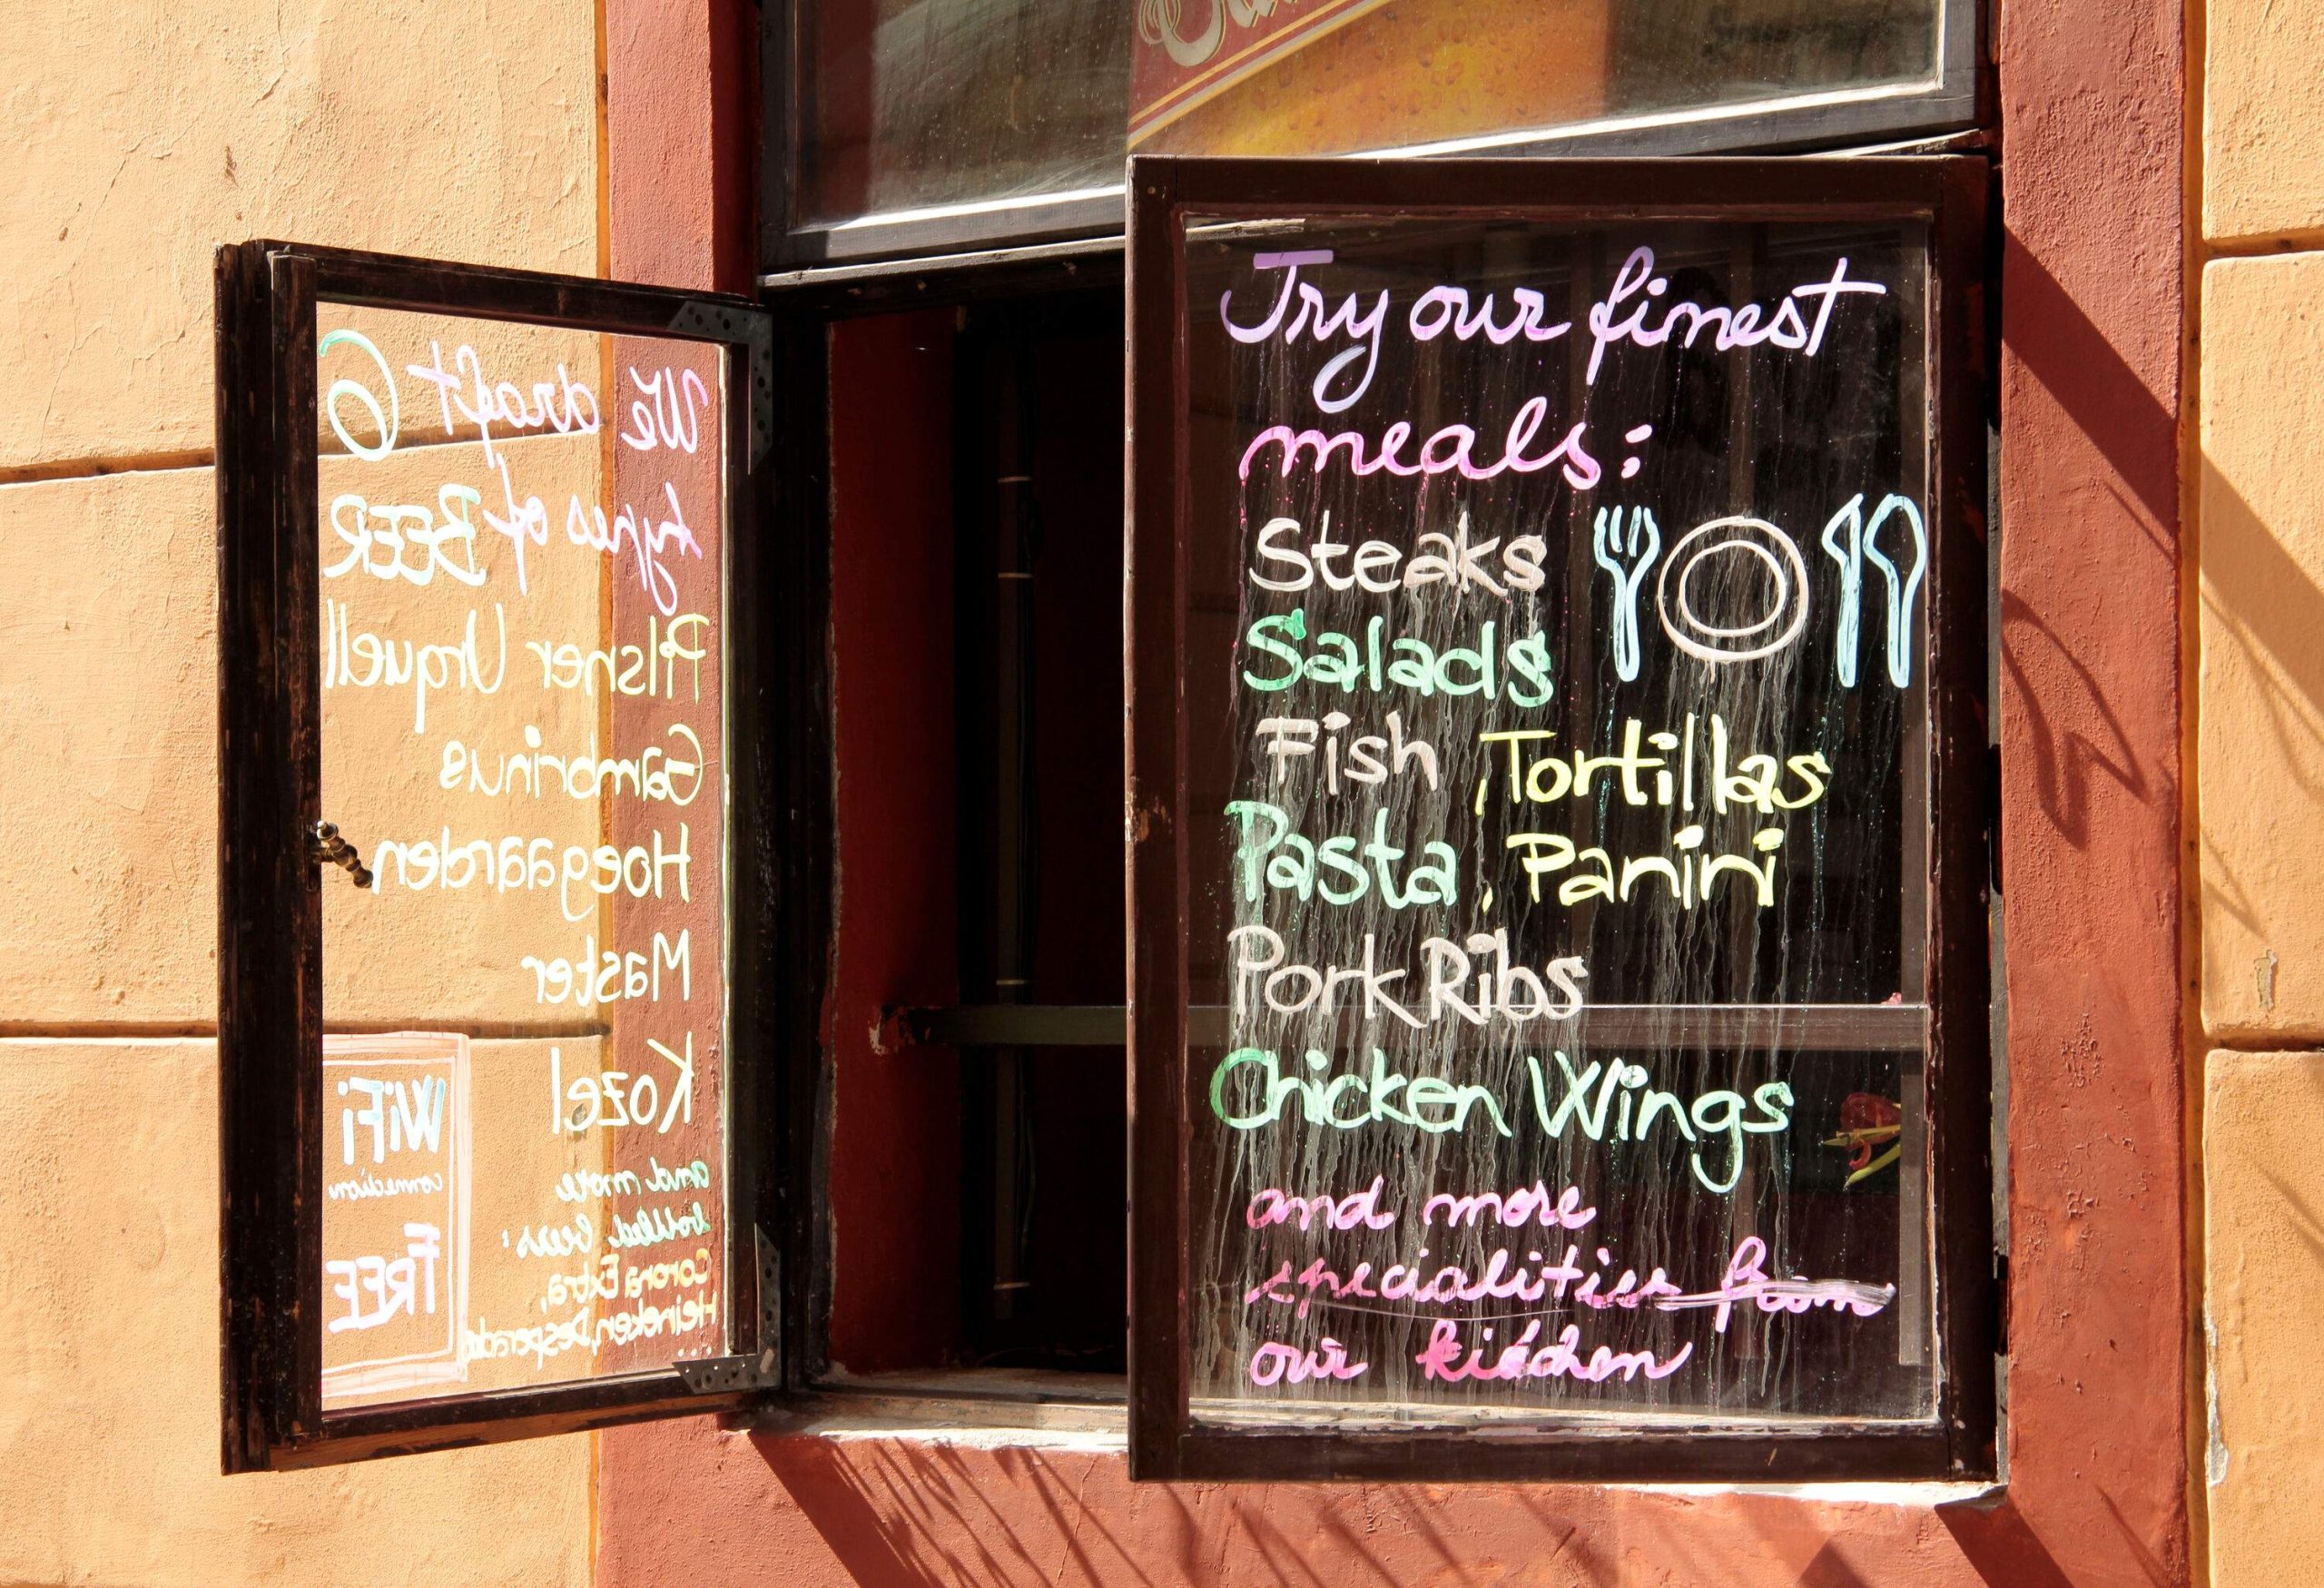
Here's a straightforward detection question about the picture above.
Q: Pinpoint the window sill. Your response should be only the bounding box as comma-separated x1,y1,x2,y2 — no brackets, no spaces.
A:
739,1369,1129,1450
1646,1479,2004,1506
736,1376,2006,1501
734,1396,2008,1501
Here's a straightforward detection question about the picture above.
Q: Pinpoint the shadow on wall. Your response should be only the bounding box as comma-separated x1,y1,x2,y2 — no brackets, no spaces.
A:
753,1434,1696,1585
753,1434,2118,1587
2004,228,2324,1050
2196,457,2324,940
1931,1493,2074,1588
2004,221,2324,1028
1994,236,2176,854
2184,252,2324,1031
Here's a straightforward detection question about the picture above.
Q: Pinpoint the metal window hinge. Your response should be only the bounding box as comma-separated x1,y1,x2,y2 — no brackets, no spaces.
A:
676,1228,782,1394
678,1349,780,1395
1993,1250,2010,1356
667,300,775,466
1985,743,2002,896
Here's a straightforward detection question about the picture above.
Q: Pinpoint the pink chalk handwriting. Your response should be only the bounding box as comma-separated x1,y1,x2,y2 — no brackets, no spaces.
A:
1239,399,1600,488
1650,1236,1896,1333
1413,1317,1694,1385
1243,1243,1678,1321
1246,1176,1400,1232
1248,1336,1370,1386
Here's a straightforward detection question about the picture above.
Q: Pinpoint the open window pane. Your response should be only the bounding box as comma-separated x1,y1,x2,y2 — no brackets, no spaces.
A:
315,308,731,1406
219,244,781,1470
1127,158,1992,1481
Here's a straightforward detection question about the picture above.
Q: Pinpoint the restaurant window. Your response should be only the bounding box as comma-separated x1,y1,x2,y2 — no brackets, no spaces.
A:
785,157,1994,1480
218,16,1996,1484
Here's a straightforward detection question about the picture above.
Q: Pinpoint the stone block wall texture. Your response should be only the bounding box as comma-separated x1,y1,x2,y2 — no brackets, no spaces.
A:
2203,0,2324,1575
1,0,598,471
2200,252,2324,1041
0,2,600,1583
2204,1051,2324,1586
0,1041,590,1587
2204,0,2324,243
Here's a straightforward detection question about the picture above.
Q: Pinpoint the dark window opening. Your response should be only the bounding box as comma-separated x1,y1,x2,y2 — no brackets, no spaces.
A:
821,291,1130,1393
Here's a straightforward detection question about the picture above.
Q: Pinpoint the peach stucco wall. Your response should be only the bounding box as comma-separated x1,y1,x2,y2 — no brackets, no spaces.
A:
2199,0,2324,1571
7,0,2295,1579
0,2,601,1583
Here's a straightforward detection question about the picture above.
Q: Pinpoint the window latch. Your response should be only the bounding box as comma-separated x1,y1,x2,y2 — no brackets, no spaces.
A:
311,821,373,888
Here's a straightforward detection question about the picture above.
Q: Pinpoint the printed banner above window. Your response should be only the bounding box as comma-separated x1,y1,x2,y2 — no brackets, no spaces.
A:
1129,0,1391,144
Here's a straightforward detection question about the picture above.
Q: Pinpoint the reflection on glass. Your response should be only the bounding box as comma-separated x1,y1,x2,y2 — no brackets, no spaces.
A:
314,308,731,1409
1174,215,1941,1427
797,0,1945,225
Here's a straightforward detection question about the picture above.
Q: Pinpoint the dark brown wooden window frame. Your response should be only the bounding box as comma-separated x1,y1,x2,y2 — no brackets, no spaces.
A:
213,242,797,1472
1123,154,1997,1484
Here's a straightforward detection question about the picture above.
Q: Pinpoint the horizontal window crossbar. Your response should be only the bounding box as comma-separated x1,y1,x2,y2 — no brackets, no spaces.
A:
890,1003,1929,1051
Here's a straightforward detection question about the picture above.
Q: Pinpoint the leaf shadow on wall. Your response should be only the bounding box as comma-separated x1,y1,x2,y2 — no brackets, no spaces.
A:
2010,222,2324,1031
1933,1493,2075,1588
754,1435,1638,1588
755,1435,1169,1588
1998,587,2150,849
1974,233,2194,1588
2193,453,2324,950
759,1434,2061,1587
1994,238,2176,854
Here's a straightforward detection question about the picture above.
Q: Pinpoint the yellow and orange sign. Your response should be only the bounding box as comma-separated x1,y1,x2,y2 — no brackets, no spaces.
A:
1131,0,1393,143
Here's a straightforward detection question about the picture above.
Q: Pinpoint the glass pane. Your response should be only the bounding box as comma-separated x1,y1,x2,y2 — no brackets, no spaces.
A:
1174,214,1940,1426
313,308,731,1408
796,0,1946,227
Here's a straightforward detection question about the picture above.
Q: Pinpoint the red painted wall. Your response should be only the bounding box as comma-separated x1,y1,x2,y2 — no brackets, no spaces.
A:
596,0,2194,1577
604,0,754,292
1988,0,2195,1564
821,309,965,1374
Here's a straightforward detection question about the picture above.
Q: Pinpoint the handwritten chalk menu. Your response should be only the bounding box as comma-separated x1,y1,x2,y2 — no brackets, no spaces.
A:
315,309,728,1406
1174,217,1947,1427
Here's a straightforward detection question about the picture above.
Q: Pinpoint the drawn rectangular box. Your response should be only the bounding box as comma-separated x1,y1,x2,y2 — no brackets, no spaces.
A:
320,1031,472,1405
